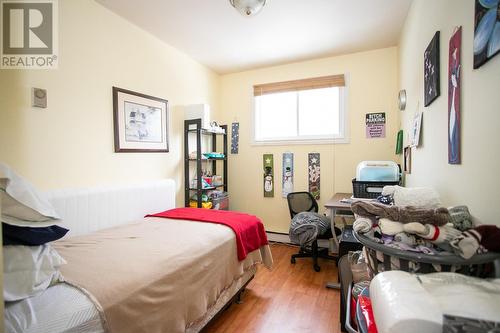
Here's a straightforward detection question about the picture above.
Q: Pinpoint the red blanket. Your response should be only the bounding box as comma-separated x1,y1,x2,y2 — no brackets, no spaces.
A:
146,208,268,261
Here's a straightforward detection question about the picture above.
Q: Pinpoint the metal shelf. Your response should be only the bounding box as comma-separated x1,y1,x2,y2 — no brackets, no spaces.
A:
186,128,226,136
187,184,227,191
184,118,228,208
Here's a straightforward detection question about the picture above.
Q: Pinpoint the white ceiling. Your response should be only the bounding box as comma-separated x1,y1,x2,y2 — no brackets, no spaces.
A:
96,0,413,74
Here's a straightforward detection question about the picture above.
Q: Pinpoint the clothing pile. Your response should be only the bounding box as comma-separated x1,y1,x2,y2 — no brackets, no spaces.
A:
289,212,331,248
352,185,500,260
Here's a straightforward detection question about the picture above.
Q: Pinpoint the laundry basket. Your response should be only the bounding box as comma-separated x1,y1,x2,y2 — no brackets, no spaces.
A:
353,230,500,277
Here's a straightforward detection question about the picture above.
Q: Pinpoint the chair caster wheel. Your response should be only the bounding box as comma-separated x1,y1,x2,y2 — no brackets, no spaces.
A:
291,257,296,264
314,265,321,272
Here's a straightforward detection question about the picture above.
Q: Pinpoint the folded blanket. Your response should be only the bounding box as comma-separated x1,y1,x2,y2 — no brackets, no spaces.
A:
351,201,449,226
289,212,331,247
382,185,441,208
353,217,374,234
147,208,268,261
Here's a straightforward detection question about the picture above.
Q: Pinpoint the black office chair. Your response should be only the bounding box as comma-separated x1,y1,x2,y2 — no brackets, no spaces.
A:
287,192,338,272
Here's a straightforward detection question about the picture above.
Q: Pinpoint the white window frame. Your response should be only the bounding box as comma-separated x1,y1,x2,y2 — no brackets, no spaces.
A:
251,75,350,146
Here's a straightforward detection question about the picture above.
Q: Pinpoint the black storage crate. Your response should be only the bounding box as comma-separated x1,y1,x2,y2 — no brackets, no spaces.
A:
352,178,399,199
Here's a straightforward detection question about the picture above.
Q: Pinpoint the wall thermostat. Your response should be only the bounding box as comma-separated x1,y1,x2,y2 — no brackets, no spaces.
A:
32,88,47,108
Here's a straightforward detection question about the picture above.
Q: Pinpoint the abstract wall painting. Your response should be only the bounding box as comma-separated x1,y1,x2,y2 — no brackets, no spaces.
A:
424,32,441,107
231,122,239,154
263,154,274,197
308,153,320,200
282,152,294,198
473,0,500,69
449,27,462,164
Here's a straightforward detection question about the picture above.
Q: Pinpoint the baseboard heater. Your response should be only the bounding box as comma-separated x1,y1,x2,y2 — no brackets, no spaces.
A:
266,231,330,248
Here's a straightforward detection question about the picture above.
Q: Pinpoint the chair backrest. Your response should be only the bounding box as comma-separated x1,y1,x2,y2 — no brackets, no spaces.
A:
286,192,318,218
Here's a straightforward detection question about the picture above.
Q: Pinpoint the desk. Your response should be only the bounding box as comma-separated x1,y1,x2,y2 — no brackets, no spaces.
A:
324,193,353,254
324,193,356,290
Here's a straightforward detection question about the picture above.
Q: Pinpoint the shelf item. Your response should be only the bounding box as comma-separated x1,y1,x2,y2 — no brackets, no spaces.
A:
188,184,227,191
184,118,228,209
202,152,225,159
186,128,226,136
187,157,226,161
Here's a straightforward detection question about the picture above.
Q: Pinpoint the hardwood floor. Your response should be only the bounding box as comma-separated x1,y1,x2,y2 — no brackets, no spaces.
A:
203,243,341,333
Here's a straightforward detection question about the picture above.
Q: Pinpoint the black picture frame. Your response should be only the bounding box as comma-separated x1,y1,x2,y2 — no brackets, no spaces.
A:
113,87,169,153
473,0,500,69
424,31,440,107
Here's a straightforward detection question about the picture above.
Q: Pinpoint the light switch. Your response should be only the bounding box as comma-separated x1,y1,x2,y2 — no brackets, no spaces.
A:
32,88,47,108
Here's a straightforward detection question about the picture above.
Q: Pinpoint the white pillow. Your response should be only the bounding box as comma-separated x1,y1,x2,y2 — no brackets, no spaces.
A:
3,245,66,302
0,163,61,227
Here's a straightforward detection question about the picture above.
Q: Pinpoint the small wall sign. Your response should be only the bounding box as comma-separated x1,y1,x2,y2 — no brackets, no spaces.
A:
366,112,386,138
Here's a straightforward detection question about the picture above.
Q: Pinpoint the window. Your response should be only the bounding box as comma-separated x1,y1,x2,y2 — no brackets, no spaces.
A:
253,74,347,144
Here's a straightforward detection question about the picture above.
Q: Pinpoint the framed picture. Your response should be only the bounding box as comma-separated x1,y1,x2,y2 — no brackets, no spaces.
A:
411,112,423,147
473,0,500,69
424,32,440,107
404,146,412,174
113,87,169,153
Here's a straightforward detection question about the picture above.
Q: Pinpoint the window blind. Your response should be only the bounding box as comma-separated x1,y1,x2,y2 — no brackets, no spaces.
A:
253,74,345,96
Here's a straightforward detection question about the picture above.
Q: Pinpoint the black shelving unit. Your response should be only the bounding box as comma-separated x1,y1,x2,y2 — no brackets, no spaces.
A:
184,118,228,208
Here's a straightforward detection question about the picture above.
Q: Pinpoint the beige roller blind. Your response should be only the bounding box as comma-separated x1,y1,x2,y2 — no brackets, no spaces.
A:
253,74,345,96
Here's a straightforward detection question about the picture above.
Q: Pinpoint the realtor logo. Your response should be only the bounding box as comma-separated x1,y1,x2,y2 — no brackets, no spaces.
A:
1,0,58,69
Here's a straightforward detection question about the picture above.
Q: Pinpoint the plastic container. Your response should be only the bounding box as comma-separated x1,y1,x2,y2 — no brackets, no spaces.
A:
356,161,399,182
212,193,229,210
352,179,400,199
345,284,360,333
353,229,500,277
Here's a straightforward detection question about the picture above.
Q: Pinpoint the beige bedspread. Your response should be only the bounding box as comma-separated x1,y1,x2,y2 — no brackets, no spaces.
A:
53,217,273,333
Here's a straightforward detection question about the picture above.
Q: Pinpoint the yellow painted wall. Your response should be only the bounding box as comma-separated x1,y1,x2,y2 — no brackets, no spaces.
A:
217,48,400,233
399,0,500,225
0,0,220,207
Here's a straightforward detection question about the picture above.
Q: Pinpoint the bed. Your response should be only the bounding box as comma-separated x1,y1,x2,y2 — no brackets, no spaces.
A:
4,180,272,333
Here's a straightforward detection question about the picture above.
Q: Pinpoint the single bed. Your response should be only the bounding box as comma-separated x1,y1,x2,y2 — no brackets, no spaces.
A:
4,180,272,333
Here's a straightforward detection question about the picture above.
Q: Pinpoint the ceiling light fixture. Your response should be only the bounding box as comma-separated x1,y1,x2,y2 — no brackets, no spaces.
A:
229,0,267,17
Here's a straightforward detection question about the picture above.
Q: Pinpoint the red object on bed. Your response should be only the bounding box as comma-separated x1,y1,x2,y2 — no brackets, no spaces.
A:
146,208,269,261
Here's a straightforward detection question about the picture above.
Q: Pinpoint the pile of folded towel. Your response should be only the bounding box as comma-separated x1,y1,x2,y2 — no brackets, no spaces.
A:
352,185,500,259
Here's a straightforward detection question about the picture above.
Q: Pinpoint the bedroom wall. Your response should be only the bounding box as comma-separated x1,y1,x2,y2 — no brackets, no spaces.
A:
216,48,400,233
0,0,219,207
399,0,500,225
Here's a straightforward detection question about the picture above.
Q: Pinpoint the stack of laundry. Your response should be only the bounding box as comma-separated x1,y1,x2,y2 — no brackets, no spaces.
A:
352,185,500,259
1,163,68,303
